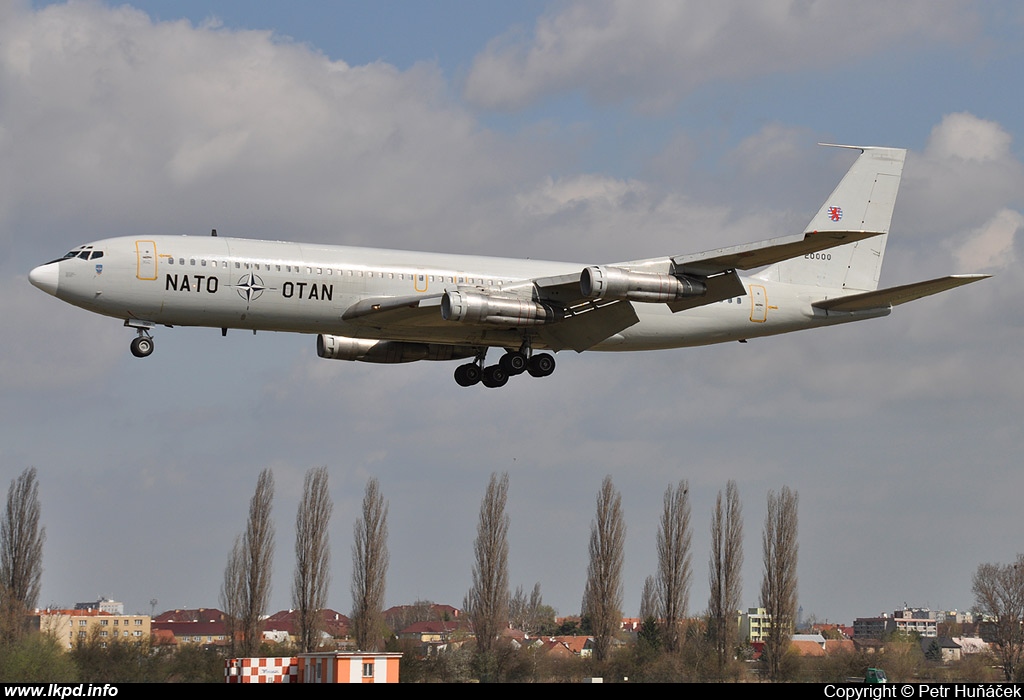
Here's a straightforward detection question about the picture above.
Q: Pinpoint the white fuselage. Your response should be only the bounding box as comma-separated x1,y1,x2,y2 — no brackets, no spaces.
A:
32,235,887,353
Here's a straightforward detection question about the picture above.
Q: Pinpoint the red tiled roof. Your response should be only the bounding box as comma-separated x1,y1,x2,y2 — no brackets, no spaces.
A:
153,608,225,623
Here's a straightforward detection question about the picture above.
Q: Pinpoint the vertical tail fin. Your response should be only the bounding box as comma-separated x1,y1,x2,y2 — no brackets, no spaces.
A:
757,145,906,291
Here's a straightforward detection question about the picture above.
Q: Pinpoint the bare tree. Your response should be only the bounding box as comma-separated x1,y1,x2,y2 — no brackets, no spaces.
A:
226,468,274,657
293,466,332,653
657,480,691,652
1,467,45,641
708,479,743,672
582,476,625,663
351,477,389,651
760,486,798,680
509,582,546,635
467,472,509,658
639,575,658,623
220,534,244,656
972,553,1024,681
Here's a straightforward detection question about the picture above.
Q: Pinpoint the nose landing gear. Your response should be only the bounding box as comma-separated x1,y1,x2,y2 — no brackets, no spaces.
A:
125,319,156,358
130,334,154,358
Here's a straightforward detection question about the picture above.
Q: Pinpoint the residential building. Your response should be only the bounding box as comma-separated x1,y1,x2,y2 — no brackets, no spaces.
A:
853,607,937,639
74,598,123,615
151,608,230,647
32,609,151,650
742,607,772,643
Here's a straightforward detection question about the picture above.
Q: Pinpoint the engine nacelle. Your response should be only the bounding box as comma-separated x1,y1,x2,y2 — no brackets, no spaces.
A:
580,265,706,303
316,335,474,363
441,290,553,326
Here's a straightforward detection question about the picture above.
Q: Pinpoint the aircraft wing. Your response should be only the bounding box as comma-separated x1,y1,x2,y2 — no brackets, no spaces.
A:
341,293,448,329
669,230,884,276
811,274,991,312
341,287,640,352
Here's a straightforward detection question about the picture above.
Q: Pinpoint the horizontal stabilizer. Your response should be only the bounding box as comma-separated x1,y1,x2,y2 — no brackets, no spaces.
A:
812,274,990,312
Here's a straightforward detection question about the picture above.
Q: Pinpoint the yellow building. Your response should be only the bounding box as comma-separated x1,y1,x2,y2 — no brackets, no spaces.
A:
32,609,152,650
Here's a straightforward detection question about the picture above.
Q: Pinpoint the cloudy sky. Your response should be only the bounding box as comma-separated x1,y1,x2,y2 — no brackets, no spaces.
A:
2,0,1022,626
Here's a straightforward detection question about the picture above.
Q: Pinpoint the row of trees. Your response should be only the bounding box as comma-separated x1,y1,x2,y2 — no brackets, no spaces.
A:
219,468,389,656
6,464,1023,682
463,471,800,680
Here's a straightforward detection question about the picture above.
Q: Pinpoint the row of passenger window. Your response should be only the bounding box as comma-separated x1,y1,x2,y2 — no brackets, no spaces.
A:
164,256,501,286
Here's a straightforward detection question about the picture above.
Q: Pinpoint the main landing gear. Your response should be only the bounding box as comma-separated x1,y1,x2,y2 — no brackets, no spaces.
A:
453,347,556,388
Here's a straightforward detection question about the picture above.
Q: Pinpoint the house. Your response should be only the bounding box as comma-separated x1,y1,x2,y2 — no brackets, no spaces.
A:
261,609,350,647
922,637,962,663
151,608,230,647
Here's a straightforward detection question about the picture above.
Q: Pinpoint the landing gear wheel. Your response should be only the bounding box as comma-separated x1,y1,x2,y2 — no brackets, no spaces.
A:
499,351,528,376
454,363,482,387
527,352,555,377
481,364,509,388
130,336,154,358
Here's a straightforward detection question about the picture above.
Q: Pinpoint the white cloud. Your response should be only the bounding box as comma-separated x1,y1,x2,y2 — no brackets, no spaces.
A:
0,2,544,254
464,0,976,111
926,112,1014,162
951,208,1021,271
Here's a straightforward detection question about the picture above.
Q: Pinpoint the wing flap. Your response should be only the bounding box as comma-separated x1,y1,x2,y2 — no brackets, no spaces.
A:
812,274,991,312
537,300,640,352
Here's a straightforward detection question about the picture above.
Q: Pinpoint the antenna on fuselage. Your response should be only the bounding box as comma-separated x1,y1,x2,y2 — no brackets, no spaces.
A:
211,228,217,236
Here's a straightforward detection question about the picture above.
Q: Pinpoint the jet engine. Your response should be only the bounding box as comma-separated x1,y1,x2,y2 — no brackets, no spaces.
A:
441,290,553,326
317,334,474,363
580,265,707,303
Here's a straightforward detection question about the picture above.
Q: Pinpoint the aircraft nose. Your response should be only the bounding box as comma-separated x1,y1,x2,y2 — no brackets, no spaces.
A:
28,262,60,296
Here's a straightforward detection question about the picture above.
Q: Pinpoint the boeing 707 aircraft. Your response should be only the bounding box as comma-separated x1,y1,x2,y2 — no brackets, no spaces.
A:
28,145,988,387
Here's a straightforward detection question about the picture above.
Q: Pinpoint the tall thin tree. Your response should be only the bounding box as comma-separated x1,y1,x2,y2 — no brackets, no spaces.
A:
293,466,332,652
467,472,510,658
708,479,743,673
351,477,389,651
657,480,691,652
582,476,625,663
760,486,798,681
1,467,46,641
233,468,275,657
220,534,244,656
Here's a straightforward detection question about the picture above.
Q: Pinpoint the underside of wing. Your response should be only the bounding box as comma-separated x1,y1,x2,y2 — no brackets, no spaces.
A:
535,299,639,352
812,274,990,312
341,293,447,329
340,286,639,352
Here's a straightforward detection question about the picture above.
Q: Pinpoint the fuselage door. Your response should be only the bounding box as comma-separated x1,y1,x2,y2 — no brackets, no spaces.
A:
136,240,158,280
749,284,767,323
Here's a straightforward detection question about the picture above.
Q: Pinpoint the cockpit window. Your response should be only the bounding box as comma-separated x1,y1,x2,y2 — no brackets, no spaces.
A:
53,246,102,263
